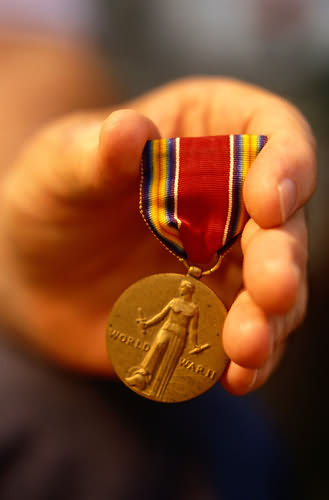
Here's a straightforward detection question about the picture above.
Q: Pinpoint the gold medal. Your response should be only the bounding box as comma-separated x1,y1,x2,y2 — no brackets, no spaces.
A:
107,270,227,403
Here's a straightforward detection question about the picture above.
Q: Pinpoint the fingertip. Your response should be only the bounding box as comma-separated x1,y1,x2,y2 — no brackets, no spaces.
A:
243,151,279,228
221,362,257,396
240,218,260,255
244,131,316,228
98,109,160,190
243,221,306,314
223,292,272,369
99,109,160,152
221,343,285,395
245,256,300,314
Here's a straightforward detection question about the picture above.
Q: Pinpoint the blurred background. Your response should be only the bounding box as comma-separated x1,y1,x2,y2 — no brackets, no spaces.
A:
1,1,328,498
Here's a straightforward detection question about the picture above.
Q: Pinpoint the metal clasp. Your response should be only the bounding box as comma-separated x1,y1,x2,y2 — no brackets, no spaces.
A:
185,254,223,279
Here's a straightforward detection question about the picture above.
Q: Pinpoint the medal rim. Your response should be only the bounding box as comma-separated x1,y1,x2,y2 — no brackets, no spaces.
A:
107,272,228,404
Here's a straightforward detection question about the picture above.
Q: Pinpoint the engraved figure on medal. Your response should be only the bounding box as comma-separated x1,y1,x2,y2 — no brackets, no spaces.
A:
125,280,208,401
107,274,228,403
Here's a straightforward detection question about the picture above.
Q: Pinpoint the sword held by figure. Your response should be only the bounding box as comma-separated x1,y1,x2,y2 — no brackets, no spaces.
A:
136,307,147,334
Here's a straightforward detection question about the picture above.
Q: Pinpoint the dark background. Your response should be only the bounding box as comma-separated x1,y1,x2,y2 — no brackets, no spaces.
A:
95,2,329,498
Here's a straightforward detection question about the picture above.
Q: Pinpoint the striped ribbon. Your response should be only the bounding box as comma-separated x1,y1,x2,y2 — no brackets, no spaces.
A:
141,135,267,265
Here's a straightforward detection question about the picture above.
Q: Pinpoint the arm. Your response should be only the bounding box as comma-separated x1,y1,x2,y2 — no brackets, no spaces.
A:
145,302,172,328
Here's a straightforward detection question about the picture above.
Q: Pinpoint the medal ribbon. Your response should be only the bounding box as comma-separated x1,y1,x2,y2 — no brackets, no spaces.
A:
141,135,267,265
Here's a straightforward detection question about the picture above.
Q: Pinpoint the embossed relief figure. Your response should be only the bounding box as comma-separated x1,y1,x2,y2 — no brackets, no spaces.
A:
125,280,207,400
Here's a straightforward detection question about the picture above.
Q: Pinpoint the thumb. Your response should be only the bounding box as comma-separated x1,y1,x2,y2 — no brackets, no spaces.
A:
97,109,160,195
6,109,160,204
60,109,160,200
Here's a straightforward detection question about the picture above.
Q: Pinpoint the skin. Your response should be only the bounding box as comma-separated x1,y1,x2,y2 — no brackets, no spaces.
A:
0,38,316,396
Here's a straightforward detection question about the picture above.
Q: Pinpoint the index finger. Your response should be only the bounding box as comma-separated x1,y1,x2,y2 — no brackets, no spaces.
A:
243,99,317,228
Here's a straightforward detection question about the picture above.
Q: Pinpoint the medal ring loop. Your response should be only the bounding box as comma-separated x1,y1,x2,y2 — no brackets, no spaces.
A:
184,254,224,278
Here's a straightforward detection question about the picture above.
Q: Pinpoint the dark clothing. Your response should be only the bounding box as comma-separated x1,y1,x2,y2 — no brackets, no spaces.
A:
0,335,292,500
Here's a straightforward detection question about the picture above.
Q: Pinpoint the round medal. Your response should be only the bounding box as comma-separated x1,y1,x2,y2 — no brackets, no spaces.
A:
107,273,227,403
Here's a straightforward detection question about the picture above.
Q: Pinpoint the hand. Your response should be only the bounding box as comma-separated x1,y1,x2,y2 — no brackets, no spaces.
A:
0,78,316,394
130,78,316,394
136,316,147,333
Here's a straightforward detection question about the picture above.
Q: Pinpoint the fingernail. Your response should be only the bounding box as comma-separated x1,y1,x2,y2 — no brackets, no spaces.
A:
247,369,258,391
278,178,297,223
